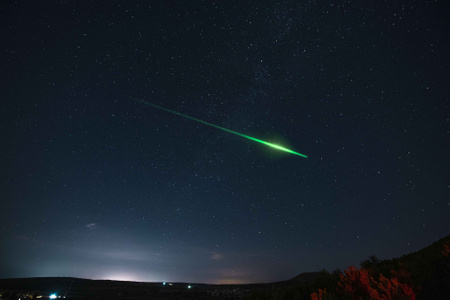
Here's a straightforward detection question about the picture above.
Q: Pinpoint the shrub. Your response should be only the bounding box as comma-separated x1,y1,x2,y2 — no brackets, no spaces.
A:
311,266,415,300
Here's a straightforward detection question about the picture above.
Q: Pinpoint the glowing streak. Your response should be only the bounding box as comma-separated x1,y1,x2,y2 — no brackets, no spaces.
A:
129,97,308,158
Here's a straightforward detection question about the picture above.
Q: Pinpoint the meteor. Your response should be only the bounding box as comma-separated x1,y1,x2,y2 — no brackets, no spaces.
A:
129,96,308,158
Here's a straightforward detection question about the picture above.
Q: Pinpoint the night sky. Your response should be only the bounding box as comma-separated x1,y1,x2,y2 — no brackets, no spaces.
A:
1,1,449,284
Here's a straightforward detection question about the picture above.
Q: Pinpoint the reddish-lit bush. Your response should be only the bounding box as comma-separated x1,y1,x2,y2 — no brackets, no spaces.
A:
337,266,379,299
311,266,415,300
375,273,415,300
310,288,328,300
443,241,450,257
337,266,415,300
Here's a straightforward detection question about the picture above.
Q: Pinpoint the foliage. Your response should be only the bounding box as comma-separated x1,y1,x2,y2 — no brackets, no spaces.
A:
245,236,450,299
338,266,414,299
310,288,328,300
310,266,415,300
360,255,380,270
444,241,450,257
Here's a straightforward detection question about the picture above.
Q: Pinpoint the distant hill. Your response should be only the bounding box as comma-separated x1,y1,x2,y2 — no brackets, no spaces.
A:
1,235,449,299
0,277,167,299
288,272,322,285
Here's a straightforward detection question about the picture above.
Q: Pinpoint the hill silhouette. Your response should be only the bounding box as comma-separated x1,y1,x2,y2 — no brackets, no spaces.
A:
359,234,450,299
1,235,448,299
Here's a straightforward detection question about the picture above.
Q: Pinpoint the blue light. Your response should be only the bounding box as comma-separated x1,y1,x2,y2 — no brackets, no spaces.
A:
50,294,57,299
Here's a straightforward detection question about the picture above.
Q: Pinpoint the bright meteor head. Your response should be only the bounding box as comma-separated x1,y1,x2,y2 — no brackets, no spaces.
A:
259,140,308,158
129,96,308,158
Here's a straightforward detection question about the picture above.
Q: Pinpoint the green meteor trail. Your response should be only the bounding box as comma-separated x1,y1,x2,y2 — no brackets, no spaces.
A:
129,96,308,158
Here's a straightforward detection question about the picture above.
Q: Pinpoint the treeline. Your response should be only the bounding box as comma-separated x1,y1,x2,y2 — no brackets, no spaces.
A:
245,235,450,299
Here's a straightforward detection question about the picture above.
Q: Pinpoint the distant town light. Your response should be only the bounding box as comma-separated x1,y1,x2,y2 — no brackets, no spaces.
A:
50,294,57,299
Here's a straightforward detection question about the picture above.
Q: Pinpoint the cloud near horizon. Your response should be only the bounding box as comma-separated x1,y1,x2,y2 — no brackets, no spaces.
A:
211,252,223,260
85,223,98,229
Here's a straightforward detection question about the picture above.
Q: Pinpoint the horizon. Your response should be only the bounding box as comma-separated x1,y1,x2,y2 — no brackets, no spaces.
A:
2,234,448,285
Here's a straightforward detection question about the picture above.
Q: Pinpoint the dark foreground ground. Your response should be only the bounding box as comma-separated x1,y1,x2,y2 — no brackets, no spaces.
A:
0,272,320,300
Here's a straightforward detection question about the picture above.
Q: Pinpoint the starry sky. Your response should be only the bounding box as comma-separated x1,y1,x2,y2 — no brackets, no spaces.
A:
1,1,449,284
